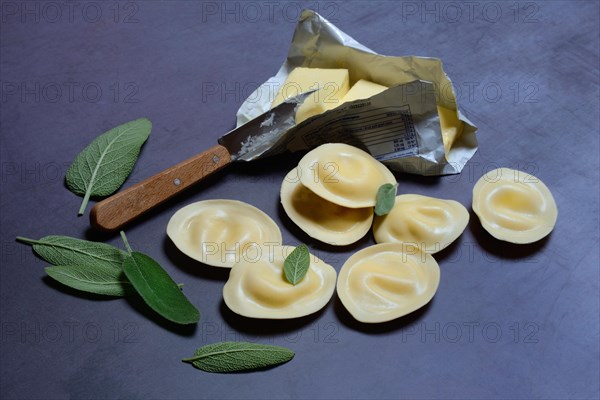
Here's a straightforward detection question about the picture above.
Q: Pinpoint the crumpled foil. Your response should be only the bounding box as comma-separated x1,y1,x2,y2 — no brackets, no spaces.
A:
235,9,477,175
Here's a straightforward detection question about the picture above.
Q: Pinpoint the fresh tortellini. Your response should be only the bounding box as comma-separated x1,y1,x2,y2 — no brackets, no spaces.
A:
337,243,440,323
472,167,558,244
166,200,282,268
297,143,397,208
373,194,469,253
280,168,374,246
223,245,337,319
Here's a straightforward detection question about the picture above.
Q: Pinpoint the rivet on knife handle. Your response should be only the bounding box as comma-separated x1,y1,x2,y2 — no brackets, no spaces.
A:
90,144,231,232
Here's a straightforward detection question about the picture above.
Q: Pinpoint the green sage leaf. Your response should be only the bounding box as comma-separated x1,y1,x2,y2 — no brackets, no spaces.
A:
374,183,397,216
65,118,152,215
120,233,199,325
45,265,135,297
182,342,294,373
283,244,310,285
16,236,127,270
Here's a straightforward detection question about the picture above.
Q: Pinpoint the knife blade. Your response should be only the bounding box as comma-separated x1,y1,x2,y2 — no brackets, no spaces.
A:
90,89,317,232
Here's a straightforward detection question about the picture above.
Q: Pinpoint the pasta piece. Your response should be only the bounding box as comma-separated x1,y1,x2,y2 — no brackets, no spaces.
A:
297,143,397,208
223,245,336,319
373,194,469,253
472,167,558,244
167,200,282,268
337,243,440,323
280,168,373,246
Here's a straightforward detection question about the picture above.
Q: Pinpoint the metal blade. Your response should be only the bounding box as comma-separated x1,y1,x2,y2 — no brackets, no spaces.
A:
218,89,317,161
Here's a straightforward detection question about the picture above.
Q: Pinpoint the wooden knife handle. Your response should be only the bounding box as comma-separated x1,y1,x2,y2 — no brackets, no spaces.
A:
90,144,231,232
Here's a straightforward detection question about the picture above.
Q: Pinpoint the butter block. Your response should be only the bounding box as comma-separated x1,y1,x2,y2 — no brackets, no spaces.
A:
223,245,337,319
272,67,350,124
437,106,464,155
297,143,397,208
472,167,558,244
337,243,440,323
373,194,469,253
341,79,388,103
166,200,282,268
280,168,373,246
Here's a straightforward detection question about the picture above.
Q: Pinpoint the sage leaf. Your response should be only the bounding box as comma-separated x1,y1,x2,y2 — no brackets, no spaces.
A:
45,265,135,297
283,244,310,285
120,232,199,325
374,183,397,216
16,236,127,270
182,342,294,373
65,118,152,215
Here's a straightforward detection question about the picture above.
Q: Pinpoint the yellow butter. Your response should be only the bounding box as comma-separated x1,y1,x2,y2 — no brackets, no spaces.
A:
341,79,388,103
272,67,350,124
223,245,337,319
472,168,558,244
437,105,464,155
373,194,469,254
166,200,282,268
337,243,440,323
280,168,373,246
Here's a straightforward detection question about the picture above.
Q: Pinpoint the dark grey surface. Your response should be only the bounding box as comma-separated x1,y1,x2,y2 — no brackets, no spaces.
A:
1,1,599,399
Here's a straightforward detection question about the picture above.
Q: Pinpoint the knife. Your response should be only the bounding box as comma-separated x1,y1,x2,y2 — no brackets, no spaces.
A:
90,90,316,232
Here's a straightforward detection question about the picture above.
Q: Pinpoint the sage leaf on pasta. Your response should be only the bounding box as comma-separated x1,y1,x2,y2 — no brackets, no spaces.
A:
374,183,397,216
283,244,310,285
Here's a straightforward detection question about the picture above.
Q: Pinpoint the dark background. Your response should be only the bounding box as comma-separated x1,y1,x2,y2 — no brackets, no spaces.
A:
1,1,598,399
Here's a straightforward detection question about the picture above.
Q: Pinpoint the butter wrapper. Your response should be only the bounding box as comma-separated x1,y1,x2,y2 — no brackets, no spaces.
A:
236,9,477,176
